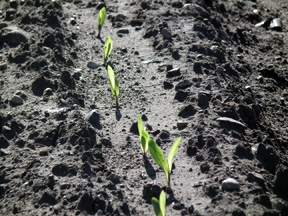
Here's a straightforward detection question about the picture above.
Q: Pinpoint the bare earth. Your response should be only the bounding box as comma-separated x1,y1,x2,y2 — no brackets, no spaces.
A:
0,0,288,215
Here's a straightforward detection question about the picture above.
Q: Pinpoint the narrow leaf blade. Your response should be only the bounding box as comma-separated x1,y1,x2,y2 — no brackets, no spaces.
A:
141,130,149,154
100,7,106,26
107,65,115,92
148,139,168,175
151,198,161,216
97,7,106,37
137,115,143,136
141,136,146,154
115,76,119,103
159,190,166,216
142,130,149,154
167,137,181,173
97,12,101,27
104,36,113,62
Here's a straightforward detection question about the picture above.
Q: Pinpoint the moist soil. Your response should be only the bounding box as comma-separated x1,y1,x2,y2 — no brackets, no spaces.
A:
0,0,288,215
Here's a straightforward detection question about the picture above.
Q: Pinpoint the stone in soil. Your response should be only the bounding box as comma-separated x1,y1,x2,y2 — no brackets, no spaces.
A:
11,95,23,106
178,105,197,118
85,110,101,129
222,178,240,191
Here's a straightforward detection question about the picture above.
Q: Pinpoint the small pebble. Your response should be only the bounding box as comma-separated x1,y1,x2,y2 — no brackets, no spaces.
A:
222,178,240,191
0,63,7,71
161,28,172,39
198,92,209,107
177,121,188,128
245,86,251,90
43,88,53,97
70,17,77,25
0,22,8,29
11,95,23,105
9,0,18,8
253,9,259,15
85,110,101,129
217,117,245,128
270,18,282,31
163,81,174,89
39,148,49,156
215,66,225,74
87,62,97,69
210,45,219,51
255,20,267,27
167,68,181,78
256,75,263,82
130,19,143,26
2,126,12,131
117,28,129,34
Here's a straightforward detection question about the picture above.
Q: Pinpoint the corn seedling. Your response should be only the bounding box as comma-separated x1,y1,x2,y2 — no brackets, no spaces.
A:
152,190,166,216
148,137,181,188
97,7,106,38
138,115,149,156
107,65,119,106
104,36,113,66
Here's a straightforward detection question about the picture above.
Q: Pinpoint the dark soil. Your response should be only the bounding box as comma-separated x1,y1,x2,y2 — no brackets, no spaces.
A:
0,0,288,215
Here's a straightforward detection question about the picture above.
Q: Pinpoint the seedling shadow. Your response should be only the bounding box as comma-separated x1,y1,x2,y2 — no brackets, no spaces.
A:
143,156,156,180
98,36,105,44
115,106,122,121
165,191,181,206
164,187,181,206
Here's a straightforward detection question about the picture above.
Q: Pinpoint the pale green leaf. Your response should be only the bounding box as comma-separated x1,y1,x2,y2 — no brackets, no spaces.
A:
141,136,146,154
115,75,119,103
167,137,181,173
148,139,169,178
159,190,166,216
107,65,119,104
104,36,113,63
107,65,115,92
142,130,149,153
141,130,149,154
98,7,106,27
138,116,149,155
97,7,106,37
151,197,161,216
138,115,143,136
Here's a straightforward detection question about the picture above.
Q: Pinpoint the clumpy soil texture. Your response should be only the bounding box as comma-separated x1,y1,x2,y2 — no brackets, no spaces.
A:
1,0,288,215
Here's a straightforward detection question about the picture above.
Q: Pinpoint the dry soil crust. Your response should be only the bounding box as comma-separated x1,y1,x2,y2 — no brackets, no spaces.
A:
0,0,288,215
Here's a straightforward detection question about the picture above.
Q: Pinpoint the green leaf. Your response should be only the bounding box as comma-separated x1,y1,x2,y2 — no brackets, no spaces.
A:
138,115,144,136
107,65,115,92
98,7,106,27
141,130,149,154
151,197,161,216
97,7,106,37
104,36,113,64
141,136,146,154
159,190,166,216
138,116,149,155
107,65,119,104
167,137,181,173
115,75,119,103
148,139,169,178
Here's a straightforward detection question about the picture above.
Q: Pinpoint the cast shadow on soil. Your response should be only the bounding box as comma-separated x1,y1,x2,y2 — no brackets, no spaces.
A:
97,36,105,44
115,106,122,121
166,191,181,206
143,157,156,180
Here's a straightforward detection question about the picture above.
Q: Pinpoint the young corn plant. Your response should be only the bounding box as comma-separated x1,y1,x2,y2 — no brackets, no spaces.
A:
97,7,106,38
138,115,149,157
107,65,119,106
152,190,166,216
148,137,181,188
104,36,113,66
